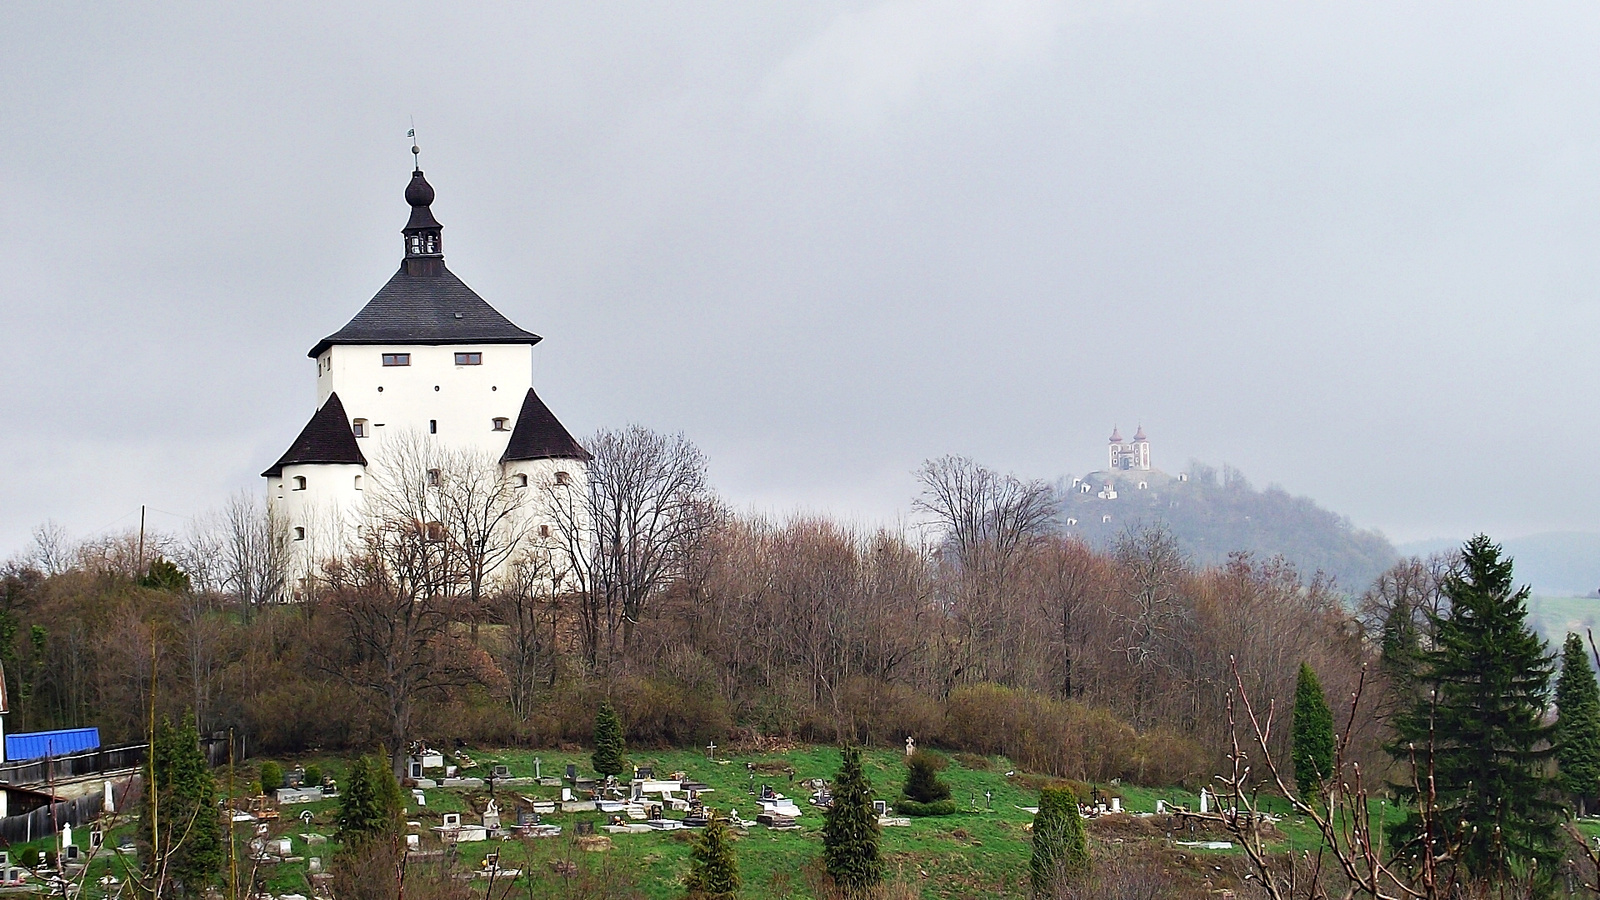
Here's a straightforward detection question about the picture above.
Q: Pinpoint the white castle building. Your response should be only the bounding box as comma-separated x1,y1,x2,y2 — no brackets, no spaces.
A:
1107,425,1150,471
263,164,590,586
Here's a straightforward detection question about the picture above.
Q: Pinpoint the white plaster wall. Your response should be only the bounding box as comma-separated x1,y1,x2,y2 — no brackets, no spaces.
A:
269,462,366,588
315,343,534,465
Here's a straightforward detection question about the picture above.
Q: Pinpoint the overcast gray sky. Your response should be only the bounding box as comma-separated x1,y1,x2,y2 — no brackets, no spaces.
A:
4,1,1598,557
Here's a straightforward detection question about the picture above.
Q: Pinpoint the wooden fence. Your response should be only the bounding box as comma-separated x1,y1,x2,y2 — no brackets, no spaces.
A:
0,744,146,788
0,777,136,846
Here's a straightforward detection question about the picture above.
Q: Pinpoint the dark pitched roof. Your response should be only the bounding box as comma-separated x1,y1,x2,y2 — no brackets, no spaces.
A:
262,393,368,477
500,388,592,463
308,265,541,358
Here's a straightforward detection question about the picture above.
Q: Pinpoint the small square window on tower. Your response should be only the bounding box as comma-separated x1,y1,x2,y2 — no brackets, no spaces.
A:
554,471,571,485
455,352,482,366
382,353,410,366
353,418,368,437
492,417,509,431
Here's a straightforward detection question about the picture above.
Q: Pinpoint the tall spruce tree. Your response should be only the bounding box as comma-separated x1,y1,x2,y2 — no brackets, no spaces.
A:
1555,632,1600,815
1291,662,1336,797
141,712,223,898
592,699,626,778
1388,535,1560,883
684,811,740,899
1030,784,1089,895
336,754,403,844
823,746,882,896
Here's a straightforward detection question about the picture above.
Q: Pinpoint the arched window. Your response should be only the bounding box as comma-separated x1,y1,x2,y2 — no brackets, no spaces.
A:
354,475,363,490
353,418,368,438
292,476,307,491
555,471,571,485
492,417,509,431
293,527,306,541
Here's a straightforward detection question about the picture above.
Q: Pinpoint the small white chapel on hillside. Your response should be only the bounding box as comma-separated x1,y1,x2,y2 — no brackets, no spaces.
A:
263,160,591,588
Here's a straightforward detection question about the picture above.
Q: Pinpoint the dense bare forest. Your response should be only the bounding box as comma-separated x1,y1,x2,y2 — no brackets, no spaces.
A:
1,434,1414,794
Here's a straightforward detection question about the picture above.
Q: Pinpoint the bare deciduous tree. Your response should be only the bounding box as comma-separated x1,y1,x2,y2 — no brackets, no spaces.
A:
546,426,710,673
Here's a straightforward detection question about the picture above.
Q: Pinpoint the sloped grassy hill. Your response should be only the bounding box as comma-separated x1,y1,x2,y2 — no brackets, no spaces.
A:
1061,464,1396,594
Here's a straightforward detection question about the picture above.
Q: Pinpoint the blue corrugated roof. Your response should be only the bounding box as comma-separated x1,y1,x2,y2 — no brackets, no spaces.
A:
6,728,100,762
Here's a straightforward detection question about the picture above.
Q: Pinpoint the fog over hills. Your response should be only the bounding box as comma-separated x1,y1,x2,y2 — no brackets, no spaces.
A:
1399,532,1600,598
1060,462,1398,594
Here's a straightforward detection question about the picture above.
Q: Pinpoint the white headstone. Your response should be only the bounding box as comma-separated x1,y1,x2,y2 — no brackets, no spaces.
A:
103,781,116,813
1155,798,1166,814
904,736,916,758
61,823,72,852
1110,797,1121,813
1198,788,1210,814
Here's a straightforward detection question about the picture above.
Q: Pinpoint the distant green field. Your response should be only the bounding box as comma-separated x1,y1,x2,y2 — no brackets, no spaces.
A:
1527,595,1600,643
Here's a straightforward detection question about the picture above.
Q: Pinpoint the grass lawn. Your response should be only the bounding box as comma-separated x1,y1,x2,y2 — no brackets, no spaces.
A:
17,744,1470,900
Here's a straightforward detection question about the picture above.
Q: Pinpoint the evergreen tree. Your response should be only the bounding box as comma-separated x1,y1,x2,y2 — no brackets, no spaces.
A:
823,746,882,896
1030,784,1089,895
900,750,951,804
592,699,626,778
1388,535,1560,883
336,755,403,844
141,712,223,897
1555,632,1600,814
684,811,740,899
139,557,191,593
1379,597,1423,718
1291,662,1335,797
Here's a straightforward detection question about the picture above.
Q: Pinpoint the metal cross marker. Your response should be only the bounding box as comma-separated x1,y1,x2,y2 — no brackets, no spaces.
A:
706,741,716,761
300,810,313,826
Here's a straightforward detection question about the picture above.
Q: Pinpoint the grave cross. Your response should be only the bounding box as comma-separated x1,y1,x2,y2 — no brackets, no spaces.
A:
534,757,542,780
706,741,716,761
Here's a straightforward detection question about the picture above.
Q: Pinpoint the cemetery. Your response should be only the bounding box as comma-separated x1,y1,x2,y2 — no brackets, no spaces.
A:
0,739,1484,900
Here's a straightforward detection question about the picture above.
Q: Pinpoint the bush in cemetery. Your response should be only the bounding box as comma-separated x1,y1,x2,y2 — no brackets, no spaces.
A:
684,810,740,899
1031,784,1089,896
337,754,403,845
897,750,956,816
142,712,224,897
1291,661,1335,797
593,698,627,778
303,764,323,787
823,746,882,896
1556,632,1600,815
258,760,284,793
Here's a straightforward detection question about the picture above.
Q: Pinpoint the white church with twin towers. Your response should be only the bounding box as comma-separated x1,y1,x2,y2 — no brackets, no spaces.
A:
263,160,591,590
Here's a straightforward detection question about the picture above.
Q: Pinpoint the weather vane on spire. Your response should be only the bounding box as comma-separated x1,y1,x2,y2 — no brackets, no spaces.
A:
408,118,420,170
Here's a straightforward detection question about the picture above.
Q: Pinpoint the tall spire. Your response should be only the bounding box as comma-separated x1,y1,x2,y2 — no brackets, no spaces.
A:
402,162,444,276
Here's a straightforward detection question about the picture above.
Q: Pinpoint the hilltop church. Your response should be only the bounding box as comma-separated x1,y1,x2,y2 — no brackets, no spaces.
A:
263,163,590,588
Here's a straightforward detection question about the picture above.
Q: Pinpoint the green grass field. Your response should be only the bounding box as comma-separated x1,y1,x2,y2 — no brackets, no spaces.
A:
18,744,1533,900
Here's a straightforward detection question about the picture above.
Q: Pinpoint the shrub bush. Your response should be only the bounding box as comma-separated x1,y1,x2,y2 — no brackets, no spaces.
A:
304,764,323,787
945,683,1195,786
258,760,284,792
895,798,958,817
901,750,951,805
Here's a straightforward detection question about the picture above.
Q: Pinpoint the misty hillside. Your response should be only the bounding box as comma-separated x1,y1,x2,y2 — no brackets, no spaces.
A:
1399,531,1600,597
1060,463,1397,593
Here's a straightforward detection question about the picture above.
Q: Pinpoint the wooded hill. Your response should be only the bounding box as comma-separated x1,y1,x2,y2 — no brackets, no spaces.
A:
1060,463,1397,593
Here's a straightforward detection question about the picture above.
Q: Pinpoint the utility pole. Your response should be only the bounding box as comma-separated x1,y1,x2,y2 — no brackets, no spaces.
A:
137,505,147,576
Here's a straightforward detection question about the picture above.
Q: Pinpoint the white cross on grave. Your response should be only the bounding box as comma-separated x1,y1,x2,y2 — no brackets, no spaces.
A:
706,741,716,761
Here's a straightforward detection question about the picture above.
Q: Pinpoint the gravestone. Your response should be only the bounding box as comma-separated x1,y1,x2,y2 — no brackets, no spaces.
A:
905,735,916,758
566,764,577,783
